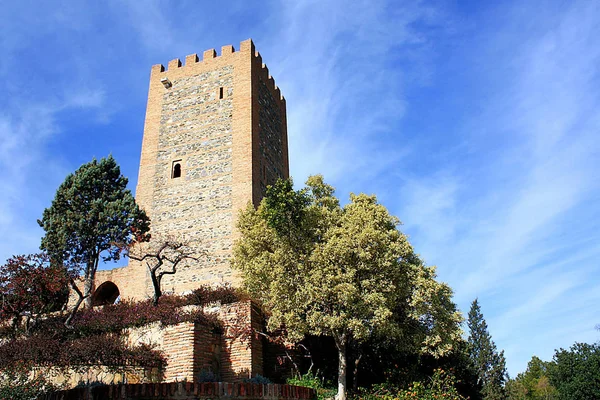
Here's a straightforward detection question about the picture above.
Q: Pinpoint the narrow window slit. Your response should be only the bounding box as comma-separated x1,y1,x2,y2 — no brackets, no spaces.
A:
172,161,182,179
219,87,224,99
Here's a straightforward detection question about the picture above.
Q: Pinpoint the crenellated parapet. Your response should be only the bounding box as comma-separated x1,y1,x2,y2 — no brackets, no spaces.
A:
152,41,243,73
150,39,285,105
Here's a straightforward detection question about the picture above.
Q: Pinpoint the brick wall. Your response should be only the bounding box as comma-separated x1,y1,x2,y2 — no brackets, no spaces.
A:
43,382,316,400
214,301,263,382
49,301,263,388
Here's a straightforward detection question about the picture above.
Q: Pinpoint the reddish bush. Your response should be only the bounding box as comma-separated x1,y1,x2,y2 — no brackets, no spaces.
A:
32,295,222,339
186,284,249,306
0,334,164,369
0,285,245,370
0,254,70,334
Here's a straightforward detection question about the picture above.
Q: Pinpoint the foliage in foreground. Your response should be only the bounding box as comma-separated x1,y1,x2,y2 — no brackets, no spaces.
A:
233,176,463,400
0,253,70,336
0,285,246,373
353,369,467,400
287,373,337,400
0,335,163,370
0,363,59,400
288,370,467,400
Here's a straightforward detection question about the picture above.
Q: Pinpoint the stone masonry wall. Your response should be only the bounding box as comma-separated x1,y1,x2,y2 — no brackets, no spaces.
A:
257,77,286,197
96,39,289,301
152,64,235,291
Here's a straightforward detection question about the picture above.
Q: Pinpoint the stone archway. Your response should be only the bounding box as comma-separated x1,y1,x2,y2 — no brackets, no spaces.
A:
91,281,120,306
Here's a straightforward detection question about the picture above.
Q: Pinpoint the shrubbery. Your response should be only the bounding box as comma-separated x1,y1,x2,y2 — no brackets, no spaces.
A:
0,335,163,369
289,369,467,400
187,284,249,306
0,363,59,400
354,369,466,400
0,285,248,373
287,373,337,400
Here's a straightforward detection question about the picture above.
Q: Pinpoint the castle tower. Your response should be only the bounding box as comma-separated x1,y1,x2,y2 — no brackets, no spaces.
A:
94,39,288,301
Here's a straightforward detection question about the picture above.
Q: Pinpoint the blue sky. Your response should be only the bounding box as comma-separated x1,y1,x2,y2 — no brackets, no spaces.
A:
1,0,599,377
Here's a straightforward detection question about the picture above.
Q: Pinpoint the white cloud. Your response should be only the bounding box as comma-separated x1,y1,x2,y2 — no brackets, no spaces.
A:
259,0,447,190
396,0,600,375
0,91,106,261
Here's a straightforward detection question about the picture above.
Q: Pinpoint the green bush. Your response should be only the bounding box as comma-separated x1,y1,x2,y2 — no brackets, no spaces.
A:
354,369,466,400
288,373,336,400
197,370,219,382
0,364,59,400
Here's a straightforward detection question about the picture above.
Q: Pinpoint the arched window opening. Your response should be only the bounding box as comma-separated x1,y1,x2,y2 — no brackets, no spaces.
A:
91,281,120,307
172,162,182,179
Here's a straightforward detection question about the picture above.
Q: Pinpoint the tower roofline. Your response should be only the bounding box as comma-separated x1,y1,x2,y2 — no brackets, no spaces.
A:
150,39,285,102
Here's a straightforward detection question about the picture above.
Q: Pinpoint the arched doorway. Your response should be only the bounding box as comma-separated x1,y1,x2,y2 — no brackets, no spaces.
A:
91,281,120,306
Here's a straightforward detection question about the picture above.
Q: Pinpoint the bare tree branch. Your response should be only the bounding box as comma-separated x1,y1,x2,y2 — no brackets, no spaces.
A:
124,236,202,305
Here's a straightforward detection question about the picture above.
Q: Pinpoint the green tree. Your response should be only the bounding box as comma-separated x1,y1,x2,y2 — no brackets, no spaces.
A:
547,342,600,399
233,176,462,400
0,363,58,400
467,299,507,400
38,156,150,314
506,356,557,400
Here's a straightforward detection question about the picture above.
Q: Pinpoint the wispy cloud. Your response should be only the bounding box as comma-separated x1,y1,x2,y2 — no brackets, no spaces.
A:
0,3,108,262
396,0,600,374
258,0,447,191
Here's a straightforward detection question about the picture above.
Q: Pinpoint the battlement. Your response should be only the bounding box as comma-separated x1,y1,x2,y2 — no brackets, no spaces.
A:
150,39,285,103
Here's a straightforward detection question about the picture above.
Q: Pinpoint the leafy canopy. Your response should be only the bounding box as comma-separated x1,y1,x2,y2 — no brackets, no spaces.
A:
39,155,150,272
235,176,461,349
233,176,463,400
547,342,600,400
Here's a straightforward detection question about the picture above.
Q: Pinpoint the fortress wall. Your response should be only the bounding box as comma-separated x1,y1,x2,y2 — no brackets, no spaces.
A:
43,301,262,388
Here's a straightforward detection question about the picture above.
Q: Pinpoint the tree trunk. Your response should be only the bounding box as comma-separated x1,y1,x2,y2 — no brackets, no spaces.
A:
65,279,87,328
83,276,94,309
84,257,98,309
150,271,162,306
334,333,348,400
353,353,362,392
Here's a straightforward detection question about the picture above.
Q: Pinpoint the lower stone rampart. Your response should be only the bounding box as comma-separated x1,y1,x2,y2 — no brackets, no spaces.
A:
40,301,264,389
42,382,316,400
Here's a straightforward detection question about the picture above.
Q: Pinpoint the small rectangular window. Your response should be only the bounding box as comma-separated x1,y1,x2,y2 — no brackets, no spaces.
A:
219,87,224,99
172,160,182,179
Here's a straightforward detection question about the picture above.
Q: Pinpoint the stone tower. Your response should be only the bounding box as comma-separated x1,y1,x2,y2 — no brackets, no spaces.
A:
94,39,288,301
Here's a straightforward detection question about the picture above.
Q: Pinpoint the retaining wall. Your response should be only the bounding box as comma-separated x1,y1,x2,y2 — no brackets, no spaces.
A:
43,382,315,400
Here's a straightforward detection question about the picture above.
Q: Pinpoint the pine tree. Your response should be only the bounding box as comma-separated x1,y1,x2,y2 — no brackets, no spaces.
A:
38,156,150,313
467,298,508,400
